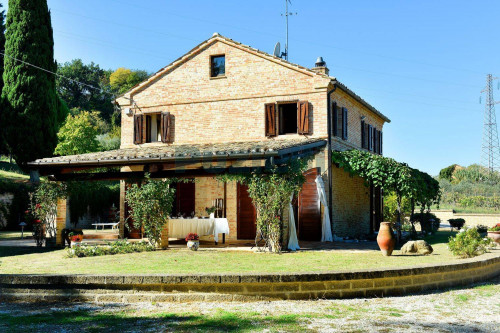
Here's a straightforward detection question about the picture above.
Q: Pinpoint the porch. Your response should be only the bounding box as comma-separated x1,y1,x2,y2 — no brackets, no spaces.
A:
28,138,331,249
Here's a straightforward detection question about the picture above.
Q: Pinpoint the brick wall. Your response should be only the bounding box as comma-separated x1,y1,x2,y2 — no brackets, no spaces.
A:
117,38,385,150
115,37,388,241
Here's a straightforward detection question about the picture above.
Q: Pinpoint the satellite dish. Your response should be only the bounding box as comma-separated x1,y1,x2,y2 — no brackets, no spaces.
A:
273,42,281,58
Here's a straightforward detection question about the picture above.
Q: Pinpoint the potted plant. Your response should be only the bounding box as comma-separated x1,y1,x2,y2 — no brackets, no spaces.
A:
448,218,466,230
205,206,216,218
185,233,200,251
70,233,84,248
475,224,488,238
487,223,500,244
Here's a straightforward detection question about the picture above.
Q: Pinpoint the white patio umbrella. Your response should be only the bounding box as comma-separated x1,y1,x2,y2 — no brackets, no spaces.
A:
315,175,333,242
287,193,300,251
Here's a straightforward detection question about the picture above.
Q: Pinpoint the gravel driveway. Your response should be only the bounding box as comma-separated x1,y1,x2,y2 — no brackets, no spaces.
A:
1,276,499,332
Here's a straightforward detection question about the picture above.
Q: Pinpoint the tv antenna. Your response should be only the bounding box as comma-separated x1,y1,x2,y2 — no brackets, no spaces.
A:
280,0,297,60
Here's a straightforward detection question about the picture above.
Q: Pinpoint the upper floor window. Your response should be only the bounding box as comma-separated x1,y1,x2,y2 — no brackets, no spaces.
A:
133,112,172,144
145,114,162,143
265,101,309,137
361,120,382,154
210,55,225,77
332,102,348,140
279,103,297,134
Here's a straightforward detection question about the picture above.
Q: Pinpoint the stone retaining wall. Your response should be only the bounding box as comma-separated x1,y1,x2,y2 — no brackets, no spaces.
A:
1,251,499,303
434,210,500,228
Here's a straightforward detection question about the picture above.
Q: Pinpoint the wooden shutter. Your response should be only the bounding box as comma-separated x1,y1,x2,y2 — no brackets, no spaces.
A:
379,131,383,155
297,101,309,134
161,112,171,143
332,102,338,136
368,125,373,151
265,103,277,137
133,114,143,144
342,107,348,140
361,120,365,148
336,107,343,138
374,130,379,154
365,123,370,148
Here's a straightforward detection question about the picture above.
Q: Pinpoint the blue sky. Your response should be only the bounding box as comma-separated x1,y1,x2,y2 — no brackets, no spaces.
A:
2,0,499,176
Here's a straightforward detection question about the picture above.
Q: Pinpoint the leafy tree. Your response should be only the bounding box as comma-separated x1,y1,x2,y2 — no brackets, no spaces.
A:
110,67,149,95
56,59,114,120
1,0,66,171
54,111,102,156
439,164,457,182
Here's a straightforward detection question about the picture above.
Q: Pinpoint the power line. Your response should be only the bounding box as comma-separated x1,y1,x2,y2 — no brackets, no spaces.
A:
106,0,486,76
49,7,482,89
0,51,106,93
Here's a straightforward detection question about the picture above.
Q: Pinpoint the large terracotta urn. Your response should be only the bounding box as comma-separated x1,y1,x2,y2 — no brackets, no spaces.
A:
487,231,500,244
377,222,396,256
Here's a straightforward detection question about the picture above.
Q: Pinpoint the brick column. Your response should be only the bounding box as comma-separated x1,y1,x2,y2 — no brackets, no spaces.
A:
160,221,169,249
119,180,126,239
55,198,67,246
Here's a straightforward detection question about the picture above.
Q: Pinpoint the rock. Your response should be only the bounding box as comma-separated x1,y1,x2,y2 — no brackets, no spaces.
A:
401,240,433,255
415,240,433,255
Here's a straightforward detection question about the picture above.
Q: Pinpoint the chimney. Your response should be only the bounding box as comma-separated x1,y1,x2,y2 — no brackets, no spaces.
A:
311,56,329,75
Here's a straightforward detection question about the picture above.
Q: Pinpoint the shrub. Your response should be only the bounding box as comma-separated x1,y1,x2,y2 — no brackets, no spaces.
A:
448,218,466,230
448,227,491,258
68,240,155,258
412,212,440,234
488,223,500,232
475,224,488,233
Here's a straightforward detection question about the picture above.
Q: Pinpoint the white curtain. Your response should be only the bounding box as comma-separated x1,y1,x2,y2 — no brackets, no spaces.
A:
287,193,300,251
315,175,333,242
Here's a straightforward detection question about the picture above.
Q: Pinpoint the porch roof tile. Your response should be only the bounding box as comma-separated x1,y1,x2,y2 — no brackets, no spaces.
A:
29,138,326,167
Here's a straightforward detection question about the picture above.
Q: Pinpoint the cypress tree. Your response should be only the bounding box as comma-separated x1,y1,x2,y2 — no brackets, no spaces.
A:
0,4,6,156
1,0,63,170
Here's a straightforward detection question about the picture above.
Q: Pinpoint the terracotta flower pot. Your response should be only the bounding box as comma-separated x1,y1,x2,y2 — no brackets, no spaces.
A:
377,222,396,256
487,231,500,244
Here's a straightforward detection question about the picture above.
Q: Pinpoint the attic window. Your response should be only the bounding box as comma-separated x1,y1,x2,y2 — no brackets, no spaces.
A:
210,55,225,77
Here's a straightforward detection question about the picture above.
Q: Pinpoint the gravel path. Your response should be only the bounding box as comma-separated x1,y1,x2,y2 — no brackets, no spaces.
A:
1,276,499,332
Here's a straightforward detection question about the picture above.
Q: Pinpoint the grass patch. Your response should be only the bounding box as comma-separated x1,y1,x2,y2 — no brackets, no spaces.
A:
0,231,29,240
0,309,308,333
0,158,28,181
0,231,481,274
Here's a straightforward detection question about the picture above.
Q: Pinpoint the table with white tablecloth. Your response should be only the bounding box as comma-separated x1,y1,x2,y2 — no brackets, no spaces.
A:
168,217,229,243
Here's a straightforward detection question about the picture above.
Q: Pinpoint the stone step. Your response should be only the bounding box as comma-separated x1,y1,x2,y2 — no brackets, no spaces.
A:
83,233,119,240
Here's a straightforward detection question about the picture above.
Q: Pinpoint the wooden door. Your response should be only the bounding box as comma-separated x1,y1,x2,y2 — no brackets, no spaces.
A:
237,183,257,240
172,181,195,217
298,168,321,241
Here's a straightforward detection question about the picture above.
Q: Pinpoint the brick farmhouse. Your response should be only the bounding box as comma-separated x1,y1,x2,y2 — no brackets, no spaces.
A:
29,33,390,247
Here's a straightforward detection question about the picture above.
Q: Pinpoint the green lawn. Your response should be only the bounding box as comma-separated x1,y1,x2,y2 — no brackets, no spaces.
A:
0,231,486,275
0,231,29,240
0,158,29,181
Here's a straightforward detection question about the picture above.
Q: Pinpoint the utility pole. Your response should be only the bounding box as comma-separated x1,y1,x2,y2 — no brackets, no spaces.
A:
481,74,500,173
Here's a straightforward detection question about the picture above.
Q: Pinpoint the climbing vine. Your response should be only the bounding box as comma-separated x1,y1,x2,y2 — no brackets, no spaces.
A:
332,150,440,229
218,158,311,253
125,175,176,247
